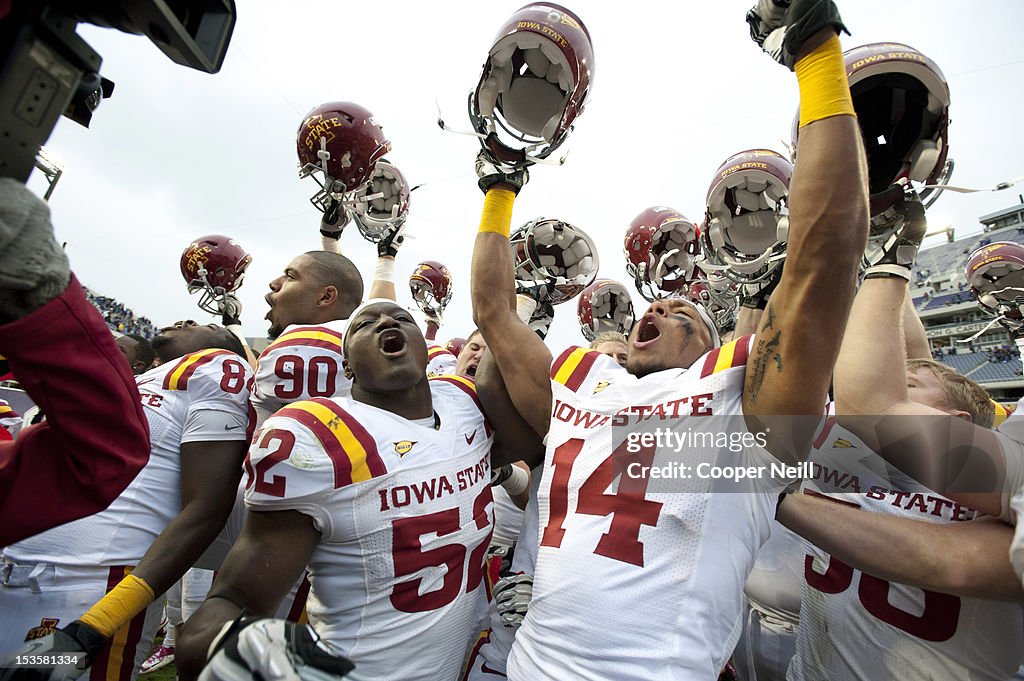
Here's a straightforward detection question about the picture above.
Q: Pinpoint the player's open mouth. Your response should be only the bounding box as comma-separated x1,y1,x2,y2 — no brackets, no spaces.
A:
633,316,661,349
466,364,478,377
379,329,408,357
264,294,274,320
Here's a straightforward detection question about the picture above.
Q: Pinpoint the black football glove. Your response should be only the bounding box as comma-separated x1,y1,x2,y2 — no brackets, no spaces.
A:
475,150,530,195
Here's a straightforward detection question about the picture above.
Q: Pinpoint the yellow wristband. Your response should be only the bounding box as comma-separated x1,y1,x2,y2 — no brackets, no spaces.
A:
478,189,516,238
795,35,855,128
79,573,155,638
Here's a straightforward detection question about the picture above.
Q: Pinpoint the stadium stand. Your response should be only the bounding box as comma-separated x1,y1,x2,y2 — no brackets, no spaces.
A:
82,285,159,339
913,201,1024,399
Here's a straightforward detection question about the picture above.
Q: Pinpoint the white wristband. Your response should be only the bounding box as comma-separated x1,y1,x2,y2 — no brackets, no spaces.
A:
501,464,530,497
374,256,396,283
321,235,343,254
516,294,538,322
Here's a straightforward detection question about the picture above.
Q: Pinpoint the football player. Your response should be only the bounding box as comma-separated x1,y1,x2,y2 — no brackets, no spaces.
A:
0,179,149,548
453,330,486,379
177,300,521,681
781,191,1024,679
0,321,253,681
253,250,365,426
589,331,628,367
116,334,155,375
470,2,869,677
253,220,404,425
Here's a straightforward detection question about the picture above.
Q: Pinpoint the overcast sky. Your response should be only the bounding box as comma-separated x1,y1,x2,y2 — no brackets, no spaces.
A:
28,1,1024,352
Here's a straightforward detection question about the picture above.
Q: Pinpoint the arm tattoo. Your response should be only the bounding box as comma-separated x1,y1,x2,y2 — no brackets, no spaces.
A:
747,304,784,405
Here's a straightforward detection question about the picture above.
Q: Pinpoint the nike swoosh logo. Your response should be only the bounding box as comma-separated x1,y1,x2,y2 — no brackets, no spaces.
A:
464,430,477,445
224,424,242,431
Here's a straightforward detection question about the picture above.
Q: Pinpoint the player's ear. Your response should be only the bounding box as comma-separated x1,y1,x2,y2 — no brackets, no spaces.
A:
950,409,972,423
318,285,339,307
343,359,354,381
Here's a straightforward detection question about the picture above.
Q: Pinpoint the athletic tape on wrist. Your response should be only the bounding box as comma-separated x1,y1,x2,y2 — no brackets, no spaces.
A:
795,35,855,127
374,256,396,283
501,465,530,497
479,189,516,238
79,573,155,638
516,294,539,322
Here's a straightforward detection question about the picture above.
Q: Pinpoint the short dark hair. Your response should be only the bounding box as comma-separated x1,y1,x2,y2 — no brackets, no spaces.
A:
466,328,482,344
303,251,364,316
214,329,247,358
125,333,155,369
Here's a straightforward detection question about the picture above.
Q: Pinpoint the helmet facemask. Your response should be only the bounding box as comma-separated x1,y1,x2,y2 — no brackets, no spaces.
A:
470,4,592,168
352,161,411,243
703,165,790,286
578,280,635,341
511,218,598,305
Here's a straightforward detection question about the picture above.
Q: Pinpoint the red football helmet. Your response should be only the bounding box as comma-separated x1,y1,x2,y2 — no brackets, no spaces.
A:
445,337,467,357
965,241,1024,329
511,217,598,305
352,160,411,243
296,101,391,212
409,261,453,323
577,279,635,342
847,43,951,197
180,235,252,315
471,3,593,166
623,206,701,302
792,44,952,240
701,150,792,286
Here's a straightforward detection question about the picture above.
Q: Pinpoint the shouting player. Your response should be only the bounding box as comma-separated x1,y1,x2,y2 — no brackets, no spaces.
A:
178,300,509,681
470,1,869,677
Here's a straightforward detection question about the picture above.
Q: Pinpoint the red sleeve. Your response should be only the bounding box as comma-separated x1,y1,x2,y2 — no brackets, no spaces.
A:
0,275,150,545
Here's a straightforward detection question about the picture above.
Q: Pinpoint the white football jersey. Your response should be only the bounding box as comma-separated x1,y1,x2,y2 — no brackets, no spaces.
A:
788,414,1024,681
507,337,795,681
244,376,494,681
5,350,253,566
252,320,349,427
426,344,458,378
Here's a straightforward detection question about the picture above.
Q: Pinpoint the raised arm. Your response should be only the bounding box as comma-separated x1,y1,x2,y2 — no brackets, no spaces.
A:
778,492,1024,601
366,221,406,302
835,271,1011,517
471,182,552,438
743,25,869,462
902,289,931,360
